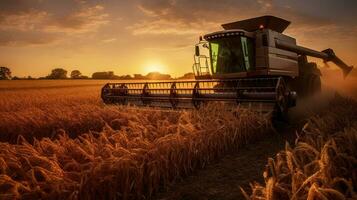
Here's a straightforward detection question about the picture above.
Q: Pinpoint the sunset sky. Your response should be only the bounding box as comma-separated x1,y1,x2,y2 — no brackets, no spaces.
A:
0,0,356,78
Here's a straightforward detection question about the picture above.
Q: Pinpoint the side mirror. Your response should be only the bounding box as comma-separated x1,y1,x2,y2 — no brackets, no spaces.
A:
195,45,200,56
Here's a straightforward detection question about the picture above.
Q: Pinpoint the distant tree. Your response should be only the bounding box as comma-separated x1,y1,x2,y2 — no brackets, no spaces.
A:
92,72,107,79
124,75,132,79
92,71,117,79
47,68,67,79
178,72,195,80
118,75,132,80
146,72,172,80
12,76,21,80
0,66,12,80
70,70,82,79
80,75,89,79
133,74,145,80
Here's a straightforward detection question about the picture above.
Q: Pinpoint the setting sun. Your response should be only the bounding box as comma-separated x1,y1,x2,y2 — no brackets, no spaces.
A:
143,62,167,74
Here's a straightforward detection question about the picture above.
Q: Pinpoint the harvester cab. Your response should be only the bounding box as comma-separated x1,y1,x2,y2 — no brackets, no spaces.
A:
101,16,353,118
194,16,352,79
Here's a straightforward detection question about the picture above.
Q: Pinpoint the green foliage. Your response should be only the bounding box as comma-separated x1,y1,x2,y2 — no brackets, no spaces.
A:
0,66,11,80
47,68,67,79
92,71,117,79
70,70,82,79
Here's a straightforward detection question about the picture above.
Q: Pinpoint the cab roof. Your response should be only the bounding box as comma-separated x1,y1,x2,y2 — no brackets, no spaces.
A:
221,15,291,33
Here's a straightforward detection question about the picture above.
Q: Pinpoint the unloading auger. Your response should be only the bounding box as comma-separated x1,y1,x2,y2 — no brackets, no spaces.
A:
101,16,353,117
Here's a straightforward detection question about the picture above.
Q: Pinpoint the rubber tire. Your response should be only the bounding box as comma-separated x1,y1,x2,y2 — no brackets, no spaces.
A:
274,80,289,121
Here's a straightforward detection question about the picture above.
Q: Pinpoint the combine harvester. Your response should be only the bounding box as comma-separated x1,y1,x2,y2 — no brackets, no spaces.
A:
101,16,353,118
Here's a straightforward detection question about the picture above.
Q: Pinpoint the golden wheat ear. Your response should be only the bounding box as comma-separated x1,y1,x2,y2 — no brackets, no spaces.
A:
17,135,29,145
239,186,251,200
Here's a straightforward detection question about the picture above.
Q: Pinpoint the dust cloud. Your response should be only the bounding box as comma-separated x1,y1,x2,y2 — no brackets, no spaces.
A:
288,68,357,122
320,68,357,99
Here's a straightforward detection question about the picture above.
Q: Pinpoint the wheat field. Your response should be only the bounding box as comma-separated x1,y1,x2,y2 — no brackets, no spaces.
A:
0,80,153,142
0,80,271,199
1,80,356,199
242,95,357,200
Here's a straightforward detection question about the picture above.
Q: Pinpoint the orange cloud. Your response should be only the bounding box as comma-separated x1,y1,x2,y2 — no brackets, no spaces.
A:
45,5,109,34
0,0,109,46
128,19,216,35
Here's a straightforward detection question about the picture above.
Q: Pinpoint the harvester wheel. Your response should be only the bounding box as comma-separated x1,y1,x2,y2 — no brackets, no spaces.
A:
275,80,288,120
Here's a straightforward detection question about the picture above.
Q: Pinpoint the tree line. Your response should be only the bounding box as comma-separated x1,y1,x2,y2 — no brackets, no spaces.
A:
0,67,195,80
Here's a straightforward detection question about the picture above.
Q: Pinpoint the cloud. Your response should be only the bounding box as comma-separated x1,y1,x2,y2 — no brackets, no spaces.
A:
144,43,192,52
132,0,345,37
0,10,48,32
131,0,274,35
45,5,109,33
101,38,117,43
0,0,37,15
0,30,60,46
128,19,216,35
0,0,109,46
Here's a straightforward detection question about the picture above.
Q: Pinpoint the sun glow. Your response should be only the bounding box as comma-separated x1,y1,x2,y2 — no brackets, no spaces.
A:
143,62,167,74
